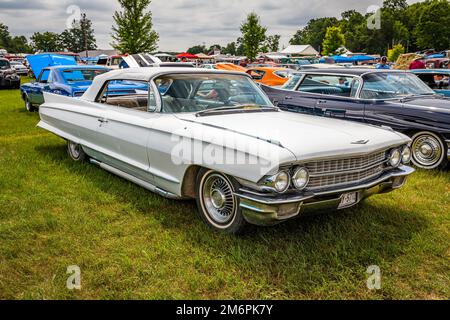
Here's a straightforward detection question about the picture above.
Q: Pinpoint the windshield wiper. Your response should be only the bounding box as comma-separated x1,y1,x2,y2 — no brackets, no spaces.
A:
195,104,278,117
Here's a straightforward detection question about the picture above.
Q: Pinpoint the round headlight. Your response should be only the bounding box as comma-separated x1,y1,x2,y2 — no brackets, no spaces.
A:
264,171,290,193
389,149,402,167
293,167,309,190
273,171,290,193
402,146,412,164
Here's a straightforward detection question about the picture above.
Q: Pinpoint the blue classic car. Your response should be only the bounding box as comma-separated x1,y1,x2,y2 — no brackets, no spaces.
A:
20,65,149,112
20,66,110,112
262,69,450,170
410,69,450,97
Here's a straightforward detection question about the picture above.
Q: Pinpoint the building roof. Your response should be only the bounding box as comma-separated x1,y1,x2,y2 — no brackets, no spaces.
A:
280,45,319,56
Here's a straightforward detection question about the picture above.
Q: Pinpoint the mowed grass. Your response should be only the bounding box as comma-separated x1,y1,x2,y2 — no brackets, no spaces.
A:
0,78,449,300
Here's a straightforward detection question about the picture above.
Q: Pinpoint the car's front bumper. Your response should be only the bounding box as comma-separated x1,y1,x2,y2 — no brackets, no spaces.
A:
235,166,415,226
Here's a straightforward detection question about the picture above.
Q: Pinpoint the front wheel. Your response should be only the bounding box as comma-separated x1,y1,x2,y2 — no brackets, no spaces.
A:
411,131,448,170
195,169,248,234
24,97,37,112
67,141,87,162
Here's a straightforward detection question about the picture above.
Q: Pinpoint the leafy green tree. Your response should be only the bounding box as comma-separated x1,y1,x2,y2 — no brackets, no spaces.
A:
383,0,408,12
9,36,32,53
222,42,237,55
30,32,63,52
263,35,281,52
322,26,345,56
387,43,405,62
112,0,159,54
187,45,207,54
60,13,97,53
0,23,9,49
208,44,222,54
240,12,267,60
414,0,450,51
289,17,339,51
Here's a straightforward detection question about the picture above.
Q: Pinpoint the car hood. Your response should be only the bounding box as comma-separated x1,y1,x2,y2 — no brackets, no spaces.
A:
176,111,410,162
402,96,450,113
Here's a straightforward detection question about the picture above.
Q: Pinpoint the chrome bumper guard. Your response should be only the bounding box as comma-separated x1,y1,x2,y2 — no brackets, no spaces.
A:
235,166,415,226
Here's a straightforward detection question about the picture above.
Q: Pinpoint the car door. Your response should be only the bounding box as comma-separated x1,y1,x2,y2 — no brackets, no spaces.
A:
29,69,51,105
94,79,160,183
278,73,365,121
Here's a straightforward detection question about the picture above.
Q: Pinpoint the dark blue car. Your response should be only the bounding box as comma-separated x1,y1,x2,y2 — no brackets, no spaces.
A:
262,68,450,170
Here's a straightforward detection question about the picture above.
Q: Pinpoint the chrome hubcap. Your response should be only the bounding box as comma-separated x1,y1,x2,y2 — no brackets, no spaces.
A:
202,174,236,225
69,142,81,159
412,135,442,167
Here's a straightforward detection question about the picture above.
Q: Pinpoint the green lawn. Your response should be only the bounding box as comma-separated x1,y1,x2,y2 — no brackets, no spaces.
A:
0,79,449,300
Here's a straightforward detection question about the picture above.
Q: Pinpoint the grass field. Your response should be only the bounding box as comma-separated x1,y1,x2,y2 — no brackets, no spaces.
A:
0,78,449,300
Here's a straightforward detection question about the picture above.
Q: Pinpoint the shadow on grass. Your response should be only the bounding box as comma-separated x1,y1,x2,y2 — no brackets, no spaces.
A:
36,143,430,295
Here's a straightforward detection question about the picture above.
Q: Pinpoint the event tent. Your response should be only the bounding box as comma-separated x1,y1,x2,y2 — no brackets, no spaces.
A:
280,45,319,56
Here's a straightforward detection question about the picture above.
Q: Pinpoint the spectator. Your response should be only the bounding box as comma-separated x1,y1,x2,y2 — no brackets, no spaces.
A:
376,56,391,69
409,57,426,70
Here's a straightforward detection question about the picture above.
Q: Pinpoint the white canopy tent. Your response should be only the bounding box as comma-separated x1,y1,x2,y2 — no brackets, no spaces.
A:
280,45,319,56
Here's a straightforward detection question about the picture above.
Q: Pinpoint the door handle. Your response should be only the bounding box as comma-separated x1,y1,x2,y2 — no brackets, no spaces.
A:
98,118,109,124
317,100,327,104
284,96,293,100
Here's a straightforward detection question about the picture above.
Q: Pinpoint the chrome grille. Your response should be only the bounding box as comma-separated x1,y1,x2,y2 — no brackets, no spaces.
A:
305,150,388,191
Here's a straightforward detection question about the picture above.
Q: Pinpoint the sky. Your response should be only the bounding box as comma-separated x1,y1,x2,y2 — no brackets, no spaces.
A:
0,0,423,52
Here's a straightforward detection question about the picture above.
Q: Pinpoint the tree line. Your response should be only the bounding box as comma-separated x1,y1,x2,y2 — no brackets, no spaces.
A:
1,0,449,60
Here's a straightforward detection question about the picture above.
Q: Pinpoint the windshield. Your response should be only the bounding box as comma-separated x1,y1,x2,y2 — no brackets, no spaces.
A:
62,69,108,84
282,74,302,90
0,60,10,69
361,72,435,99
154,73,273,113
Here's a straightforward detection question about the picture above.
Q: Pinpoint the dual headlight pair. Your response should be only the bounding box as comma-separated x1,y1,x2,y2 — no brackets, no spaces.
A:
263,167,309,194
389,145,412,167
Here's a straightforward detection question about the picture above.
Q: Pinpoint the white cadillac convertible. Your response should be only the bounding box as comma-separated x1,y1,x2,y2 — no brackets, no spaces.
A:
38,68,414,234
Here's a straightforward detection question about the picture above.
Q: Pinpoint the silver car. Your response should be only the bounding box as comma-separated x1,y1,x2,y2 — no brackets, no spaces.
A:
38,68,414,234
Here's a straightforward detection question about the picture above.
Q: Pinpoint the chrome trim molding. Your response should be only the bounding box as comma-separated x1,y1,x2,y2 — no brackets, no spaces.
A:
89,159,181,200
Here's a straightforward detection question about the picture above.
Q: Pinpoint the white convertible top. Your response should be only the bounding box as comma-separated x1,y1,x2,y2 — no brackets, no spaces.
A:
82,67,249,102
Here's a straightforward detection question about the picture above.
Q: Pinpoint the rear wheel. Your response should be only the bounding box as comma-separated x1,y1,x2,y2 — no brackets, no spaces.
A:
411,131,447,170
67,141,87,162
195,169,248,234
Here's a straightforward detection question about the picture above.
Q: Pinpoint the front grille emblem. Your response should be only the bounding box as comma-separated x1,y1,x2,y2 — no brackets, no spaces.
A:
351,140,370,145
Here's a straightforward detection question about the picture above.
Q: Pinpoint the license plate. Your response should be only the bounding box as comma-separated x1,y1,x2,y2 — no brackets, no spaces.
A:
338,192,358,209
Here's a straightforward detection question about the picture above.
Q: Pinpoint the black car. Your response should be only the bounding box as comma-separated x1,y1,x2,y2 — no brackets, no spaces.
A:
262,68,450,170
0,58,21,89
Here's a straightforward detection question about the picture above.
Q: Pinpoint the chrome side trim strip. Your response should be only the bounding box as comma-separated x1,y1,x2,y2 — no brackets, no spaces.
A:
90,159,182,200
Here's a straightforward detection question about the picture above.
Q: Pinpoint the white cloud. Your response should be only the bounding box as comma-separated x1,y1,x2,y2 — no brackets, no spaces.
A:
0,0,423,52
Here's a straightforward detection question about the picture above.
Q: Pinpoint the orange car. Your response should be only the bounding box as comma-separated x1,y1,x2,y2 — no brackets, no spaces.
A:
215,63,247,72
246,67,293,86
